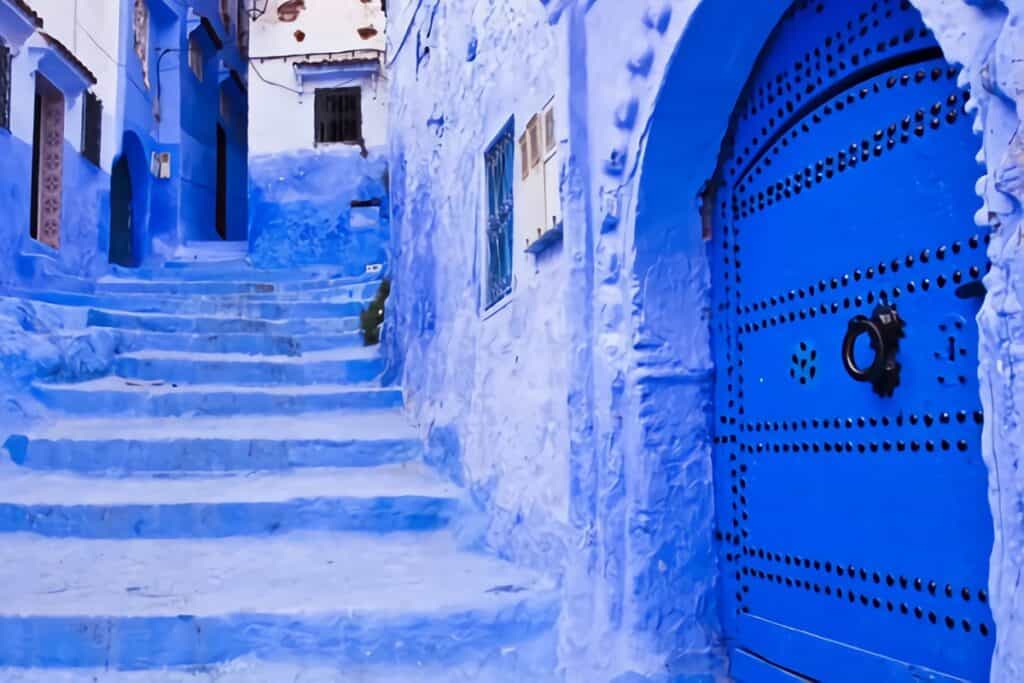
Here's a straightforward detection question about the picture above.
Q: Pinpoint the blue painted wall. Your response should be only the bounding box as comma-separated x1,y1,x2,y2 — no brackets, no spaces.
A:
114,0,248,261
388,0,1024,681
248,148,389,273
386,0,574,670
0,52,111,288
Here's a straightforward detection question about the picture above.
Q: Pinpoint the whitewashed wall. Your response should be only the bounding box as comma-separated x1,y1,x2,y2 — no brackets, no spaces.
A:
28,0,122,171
247,0,387,155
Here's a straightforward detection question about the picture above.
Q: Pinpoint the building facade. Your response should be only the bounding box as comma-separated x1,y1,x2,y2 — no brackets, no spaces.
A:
0,0,248,288
246,0,389,273
386,0,1024,681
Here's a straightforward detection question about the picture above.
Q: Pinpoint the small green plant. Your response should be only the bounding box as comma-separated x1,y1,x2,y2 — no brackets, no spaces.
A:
360,279,390,346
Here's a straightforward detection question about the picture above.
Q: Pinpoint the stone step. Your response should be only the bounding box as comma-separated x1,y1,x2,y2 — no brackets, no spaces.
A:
0,652,561,683
87,308,360,335
95,276,380,296
0,461,459,538
107,262,349,283
32,377,402,417
113,348,385,386
4,411,419,472
0,531,558,670
112,329,365,355
3,288,369,318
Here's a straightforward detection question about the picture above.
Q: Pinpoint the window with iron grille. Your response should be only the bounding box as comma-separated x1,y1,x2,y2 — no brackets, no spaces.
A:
314,87,362,145
82,92,102,166
0,42,10,131
484,120,515,308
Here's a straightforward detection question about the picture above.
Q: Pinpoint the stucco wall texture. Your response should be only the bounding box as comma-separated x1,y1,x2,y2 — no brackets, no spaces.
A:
387,0,572,571
388,0,1024,680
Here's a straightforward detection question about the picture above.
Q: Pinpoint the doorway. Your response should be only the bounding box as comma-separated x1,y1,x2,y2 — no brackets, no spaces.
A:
30,75,64,249
109,155,134,266
216,124,227,239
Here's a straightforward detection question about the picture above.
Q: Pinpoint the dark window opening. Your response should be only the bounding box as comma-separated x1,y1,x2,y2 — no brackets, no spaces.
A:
0,42,10,131
82,92,102,166
351,198,382,208
314,87,362,144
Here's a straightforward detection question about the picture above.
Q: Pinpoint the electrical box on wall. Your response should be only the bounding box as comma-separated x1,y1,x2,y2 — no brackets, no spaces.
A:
150,151,171,179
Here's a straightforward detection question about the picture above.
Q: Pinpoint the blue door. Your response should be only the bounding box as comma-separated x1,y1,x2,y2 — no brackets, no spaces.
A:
709,2,994,680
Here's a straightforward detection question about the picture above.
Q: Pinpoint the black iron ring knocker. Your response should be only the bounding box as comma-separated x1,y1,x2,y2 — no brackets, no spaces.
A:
841,303,906,397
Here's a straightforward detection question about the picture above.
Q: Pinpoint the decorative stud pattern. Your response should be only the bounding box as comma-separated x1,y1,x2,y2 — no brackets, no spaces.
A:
708,1,994,678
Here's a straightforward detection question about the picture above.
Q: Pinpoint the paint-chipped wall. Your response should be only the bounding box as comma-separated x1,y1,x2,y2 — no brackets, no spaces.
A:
247,0,389,270
387,0,571,578
391,0,1024,681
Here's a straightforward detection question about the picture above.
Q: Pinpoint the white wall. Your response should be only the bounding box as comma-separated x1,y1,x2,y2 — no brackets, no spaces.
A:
29,0,122,170
248,0,385,56
247,0,387,156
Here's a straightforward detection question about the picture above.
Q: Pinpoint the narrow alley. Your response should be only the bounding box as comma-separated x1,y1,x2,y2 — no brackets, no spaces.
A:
2,0,1024,682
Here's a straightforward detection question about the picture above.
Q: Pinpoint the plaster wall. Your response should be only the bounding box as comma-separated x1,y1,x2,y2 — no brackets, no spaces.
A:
247,0,389,268
0,1,118,285
30,0,121,171
248,0,385,58
546,0,1024,681
247,58,387,155
391,0,1024,681
387,0,571,571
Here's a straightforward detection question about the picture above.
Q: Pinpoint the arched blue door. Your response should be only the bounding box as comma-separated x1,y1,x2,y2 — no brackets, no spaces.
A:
709,1,994,680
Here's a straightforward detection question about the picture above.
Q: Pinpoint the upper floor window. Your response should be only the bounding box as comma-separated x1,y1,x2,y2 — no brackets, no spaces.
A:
0,41,10,131
314,87,362,145
133,0,150,88
188,34,204,81
81,91,102,166
484,120,515,309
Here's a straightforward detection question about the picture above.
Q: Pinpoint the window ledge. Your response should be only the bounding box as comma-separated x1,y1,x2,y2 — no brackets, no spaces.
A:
525,223,563,256
482,290,515,321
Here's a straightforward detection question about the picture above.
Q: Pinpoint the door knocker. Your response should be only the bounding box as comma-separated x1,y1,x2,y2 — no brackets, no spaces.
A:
841,304,905,397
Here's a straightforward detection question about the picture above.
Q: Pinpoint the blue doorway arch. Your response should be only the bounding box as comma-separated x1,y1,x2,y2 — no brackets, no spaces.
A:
109,131,149,267
109,154,133,266
703,1,994,680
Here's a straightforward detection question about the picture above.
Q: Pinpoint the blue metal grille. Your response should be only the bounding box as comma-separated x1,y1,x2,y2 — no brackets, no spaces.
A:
484,120,514,308
709,1,994,680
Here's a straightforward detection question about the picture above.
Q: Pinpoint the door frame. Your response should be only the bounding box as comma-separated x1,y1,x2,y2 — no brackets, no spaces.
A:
554,0,1018,680
29,73,64,249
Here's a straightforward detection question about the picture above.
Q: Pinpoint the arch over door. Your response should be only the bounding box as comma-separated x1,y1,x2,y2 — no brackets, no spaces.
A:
709,1,994,680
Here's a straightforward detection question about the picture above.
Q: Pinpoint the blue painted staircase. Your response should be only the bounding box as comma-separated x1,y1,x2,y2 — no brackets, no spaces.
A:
0,252,559,681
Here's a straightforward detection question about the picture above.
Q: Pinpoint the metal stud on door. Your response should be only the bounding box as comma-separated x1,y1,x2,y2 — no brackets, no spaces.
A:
709,1,994,680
